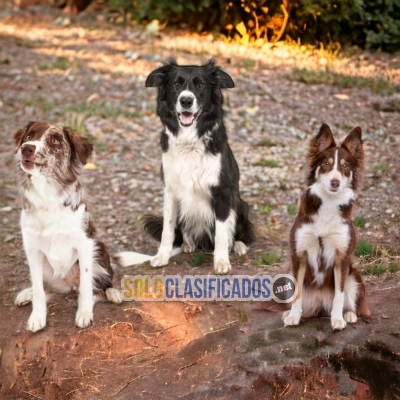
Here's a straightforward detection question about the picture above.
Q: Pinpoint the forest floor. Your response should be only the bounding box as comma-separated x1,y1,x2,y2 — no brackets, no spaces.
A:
0,3,399,399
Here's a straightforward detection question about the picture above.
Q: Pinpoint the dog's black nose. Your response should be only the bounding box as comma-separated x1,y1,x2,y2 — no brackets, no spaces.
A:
21,144,35,157
331,179,340,189
180,96,194,109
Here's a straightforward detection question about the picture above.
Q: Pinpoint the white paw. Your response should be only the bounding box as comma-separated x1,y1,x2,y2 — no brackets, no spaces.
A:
181,242,196,253
214,259,231,274
344,311,357,324
233,241,248,256
151,252,170,267
284,313,301,326
75,309,93,328
15,287,33,306
331,317,347,331
27,311,46,332
105,288,122,304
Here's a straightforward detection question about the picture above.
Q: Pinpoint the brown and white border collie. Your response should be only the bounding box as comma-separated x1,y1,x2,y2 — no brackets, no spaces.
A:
14,121,122,332
283,123,370,331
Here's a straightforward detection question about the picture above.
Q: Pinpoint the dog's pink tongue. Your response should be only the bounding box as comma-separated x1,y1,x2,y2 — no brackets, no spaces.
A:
180,112,194,125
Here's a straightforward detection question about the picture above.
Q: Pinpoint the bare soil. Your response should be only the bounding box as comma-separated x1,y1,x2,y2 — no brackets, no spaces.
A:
0,4,399,399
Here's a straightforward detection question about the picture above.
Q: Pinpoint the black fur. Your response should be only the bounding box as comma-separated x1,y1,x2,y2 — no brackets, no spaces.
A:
144,59,255,252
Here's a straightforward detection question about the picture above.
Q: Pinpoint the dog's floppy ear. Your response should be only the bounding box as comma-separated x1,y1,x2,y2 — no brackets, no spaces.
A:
146,60,177,88
204,59,234,88
13,121,36,149
342,127,363,164
63,127,93,166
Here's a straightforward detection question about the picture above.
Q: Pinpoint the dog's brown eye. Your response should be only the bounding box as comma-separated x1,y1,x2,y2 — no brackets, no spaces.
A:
324,161,329,165
52,138,60,145
173,82,180,90
197,83,205,90
25,135,32,141
343,164,348,169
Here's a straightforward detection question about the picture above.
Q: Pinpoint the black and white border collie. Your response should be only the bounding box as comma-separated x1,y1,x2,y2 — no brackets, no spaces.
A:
283,123,370,330
14,121,122,332
121,60,255,274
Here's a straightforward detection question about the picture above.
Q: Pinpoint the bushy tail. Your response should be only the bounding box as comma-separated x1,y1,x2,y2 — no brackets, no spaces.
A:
141,213,183,246
118,251,154,267
117,248,182,267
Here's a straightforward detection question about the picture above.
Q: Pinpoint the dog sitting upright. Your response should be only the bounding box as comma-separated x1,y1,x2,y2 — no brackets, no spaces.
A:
122,60,254,274
283,123,370,331
14,121,122,332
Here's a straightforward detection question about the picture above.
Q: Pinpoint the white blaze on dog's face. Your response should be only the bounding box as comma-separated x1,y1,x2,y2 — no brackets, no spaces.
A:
308,124,363,195
14,121,93,183
176,89,199,127
145,60,235,134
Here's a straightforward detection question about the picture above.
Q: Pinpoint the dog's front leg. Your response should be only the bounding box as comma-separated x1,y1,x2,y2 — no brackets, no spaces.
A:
26,249,47,332
151,188,177,267
76,239,94,328
331,258,348,330
213,195,236,274
284,256,306,326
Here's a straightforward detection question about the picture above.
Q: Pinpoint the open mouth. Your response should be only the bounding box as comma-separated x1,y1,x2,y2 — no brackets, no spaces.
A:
21,160,42,170
178,111,197,127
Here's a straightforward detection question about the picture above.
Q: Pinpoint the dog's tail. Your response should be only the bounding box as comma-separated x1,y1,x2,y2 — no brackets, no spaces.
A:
141,213,183,246
117,251,154,267
117,248,182,267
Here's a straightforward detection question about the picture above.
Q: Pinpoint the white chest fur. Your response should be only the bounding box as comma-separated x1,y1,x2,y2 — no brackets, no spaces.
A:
295,184,354,284
162,127,221,236
21,177,88,277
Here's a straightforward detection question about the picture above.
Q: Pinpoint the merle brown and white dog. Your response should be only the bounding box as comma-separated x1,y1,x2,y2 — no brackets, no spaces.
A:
120,60,255,274
283,123,370,330
14,121,122,332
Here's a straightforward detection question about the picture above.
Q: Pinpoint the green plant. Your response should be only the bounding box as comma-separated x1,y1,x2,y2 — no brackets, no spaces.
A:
389,263,400,273
258,139,277,147
290,69,399,95
191,253,206,266
356,240,374,256
354,216,367,228
253,159,279,168
287,203,298,215
372,265,386,277
372,163,389,176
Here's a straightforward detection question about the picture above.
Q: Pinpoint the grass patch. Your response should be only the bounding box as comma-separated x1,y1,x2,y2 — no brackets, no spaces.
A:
290,68,400,95
191,253,206,267
124,110,141,119
356,240,374,256
362,265,386,277
257,139,277,147
238,255,246,264
372,265,386,277
389,263,400,273
354,216,367,228
253,159,279,168
254,252,281,266
42,103,54,112
259,204,274,215
372,163,389,177
4,153,13,166
236,307,249,323
287,203,298,215
37,56,69,71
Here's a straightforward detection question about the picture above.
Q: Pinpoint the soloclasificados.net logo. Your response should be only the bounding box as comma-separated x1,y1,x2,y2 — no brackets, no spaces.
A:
121,274,297,303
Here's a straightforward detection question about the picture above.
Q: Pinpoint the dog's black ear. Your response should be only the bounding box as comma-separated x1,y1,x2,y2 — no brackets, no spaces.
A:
314,123,336,152
342,127,363,163
204,59,234,88
146,60,177,87
13,121,36,149
63,127,93,166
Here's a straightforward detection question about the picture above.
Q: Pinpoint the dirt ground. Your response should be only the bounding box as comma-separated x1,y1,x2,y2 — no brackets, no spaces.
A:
0,3,399,400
